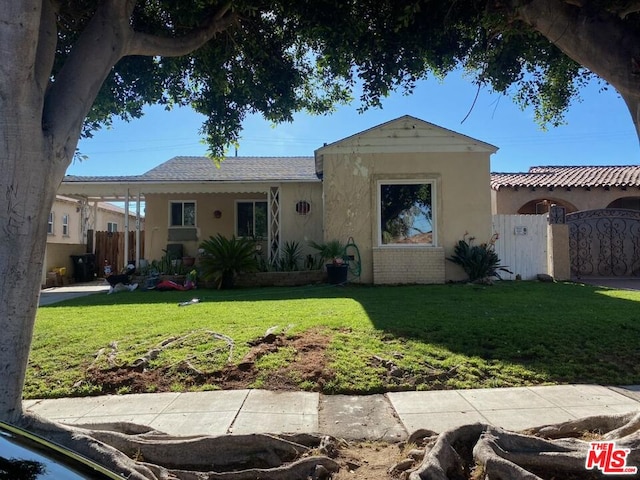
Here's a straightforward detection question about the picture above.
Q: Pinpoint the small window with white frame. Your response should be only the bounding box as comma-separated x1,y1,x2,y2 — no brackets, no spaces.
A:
47,212,54,235
107,222,118,233
378,180,435,246
62,214,69,236
170,201,196,227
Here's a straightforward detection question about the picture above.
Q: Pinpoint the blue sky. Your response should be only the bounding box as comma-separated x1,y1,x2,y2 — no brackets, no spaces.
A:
69,69,639,177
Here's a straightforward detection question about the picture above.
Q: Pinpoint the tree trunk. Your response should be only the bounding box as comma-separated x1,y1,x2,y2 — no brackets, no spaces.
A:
0,0,236,425
0,104,68,424
0,1,65,424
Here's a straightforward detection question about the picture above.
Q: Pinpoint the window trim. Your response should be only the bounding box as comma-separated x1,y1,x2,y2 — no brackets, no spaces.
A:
62,213,69,236
169,200,197,228
235,199,268,239
377,179,437,247
47,212,54,235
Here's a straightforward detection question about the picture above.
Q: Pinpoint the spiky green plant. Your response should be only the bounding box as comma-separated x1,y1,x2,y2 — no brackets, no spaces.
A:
278,241,303,271
447,234,511,282
308,239,346,265
199,234,258,289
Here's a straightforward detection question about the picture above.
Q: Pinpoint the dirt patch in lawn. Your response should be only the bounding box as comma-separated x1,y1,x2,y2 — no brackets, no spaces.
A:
84,328,336,394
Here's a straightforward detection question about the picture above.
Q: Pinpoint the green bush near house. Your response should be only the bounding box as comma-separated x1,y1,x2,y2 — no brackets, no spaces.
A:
199,234,258,289
308,239,347,266
447,234,511,282
257,241,306,272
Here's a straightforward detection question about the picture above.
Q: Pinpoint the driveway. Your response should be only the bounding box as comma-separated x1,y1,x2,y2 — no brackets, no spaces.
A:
39,281,109,306
576,277,640,291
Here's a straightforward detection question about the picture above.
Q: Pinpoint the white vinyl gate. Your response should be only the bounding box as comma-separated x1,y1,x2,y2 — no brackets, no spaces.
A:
491,215,549,280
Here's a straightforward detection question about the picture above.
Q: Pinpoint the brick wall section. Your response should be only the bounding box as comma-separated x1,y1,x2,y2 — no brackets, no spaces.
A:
373,247,445,284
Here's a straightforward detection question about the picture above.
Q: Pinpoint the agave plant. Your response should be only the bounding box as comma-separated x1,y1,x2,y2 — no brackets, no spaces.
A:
277,241,303,271
199,234,258,289
447,234,511,282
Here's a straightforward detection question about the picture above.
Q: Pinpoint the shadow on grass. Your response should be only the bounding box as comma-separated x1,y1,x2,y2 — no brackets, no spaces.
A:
40,281,640,387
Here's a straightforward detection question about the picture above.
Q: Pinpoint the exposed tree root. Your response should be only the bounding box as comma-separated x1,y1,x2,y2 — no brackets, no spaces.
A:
391,411,640,480
15,409,640,479
83,330,236,378
16,413,338,480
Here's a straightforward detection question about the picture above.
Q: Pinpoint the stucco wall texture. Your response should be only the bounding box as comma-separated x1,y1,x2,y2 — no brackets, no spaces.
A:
320,151,492,283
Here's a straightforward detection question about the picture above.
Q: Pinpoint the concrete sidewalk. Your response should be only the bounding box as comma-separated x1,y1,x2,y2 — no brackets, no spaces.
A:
24,385,640,441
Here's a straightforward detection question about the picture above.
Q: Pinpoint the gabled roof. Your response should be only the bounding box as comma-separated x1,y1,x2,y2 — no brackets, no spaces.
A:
315,115,498,155
491,165,640,190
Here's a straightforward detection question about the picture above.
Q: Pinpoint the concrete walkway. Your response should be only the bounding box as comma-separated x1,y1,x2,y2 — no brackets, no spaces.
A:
24,385,640,441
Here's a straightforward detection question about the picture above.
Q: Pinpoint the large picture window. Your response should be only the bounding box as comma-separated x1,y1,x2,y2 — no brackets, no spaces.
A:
170,201,196,227
379,180,435,245
237,201,267,238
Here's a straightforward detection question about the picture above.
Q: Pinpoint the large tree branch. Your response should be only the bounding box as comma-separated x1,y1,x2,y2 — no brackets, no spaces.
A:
0,1,42,99
42,0,238,167
513,0,640,138
43,0,137,165
126,3,236,57
35,1,58,97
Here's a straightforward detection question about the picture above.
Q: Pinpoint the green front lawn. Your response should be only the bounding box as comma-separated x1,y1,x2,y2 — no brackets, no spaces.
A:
27,281,640,399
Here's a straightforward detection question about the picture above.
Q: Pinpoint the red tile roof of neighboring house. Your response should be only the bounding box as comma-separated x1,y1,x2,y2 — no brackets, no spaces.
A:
491,165,640,190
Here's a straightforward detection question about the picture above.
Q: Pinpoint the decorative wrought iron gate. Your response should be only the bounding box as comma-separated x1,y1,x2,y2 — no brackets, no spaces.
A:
567,209,640,278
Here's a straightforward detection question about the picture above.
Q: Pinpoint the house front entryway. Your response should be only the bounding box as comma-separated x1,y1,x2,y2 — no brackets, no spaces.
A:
567,209,640,278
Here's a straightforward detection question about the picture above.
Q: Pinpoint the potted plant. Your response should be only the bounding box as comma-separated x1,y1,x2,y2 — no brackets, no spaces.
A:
199,234,258,289
309,239,349,284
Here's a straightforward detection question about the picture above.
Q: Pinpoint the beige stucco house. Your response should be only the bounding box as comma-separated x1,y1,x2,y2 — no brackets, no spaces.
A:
59,115,497,284
316,116,496,283
44,196,142,285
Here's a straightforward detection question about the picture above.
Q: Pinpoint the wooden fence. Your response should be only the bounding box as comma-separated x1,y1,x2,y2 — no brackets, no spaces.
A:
492,214,548,280
94,231,145,276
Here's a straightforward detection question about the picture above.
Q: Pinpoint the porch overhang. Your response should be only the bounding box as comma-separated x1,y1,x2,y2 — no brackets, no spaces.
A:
58,179,319,201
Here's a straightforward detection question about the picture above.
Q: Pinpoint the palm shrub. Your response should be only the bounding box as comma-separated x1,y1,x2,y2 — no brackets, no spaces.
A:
447,234,511,282
308,239,347,266
199,234,258,289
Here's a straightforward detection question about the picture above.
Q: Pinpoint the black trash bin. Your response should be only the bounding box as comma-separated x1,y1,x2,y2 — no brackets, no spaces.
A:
70,254,96,283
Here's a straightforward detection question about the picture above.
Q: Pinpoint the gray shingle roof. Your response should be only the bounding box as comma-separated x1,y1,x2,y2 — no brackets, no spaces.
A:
491,165,640,190
63,175,144,182
142,156,318,182
63,156,319,183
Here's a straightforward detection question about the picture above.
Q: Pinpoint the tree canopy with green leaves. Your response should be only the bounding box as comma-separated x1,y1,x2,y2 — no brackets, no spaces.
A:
2,1,640,478
52,1,640,159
